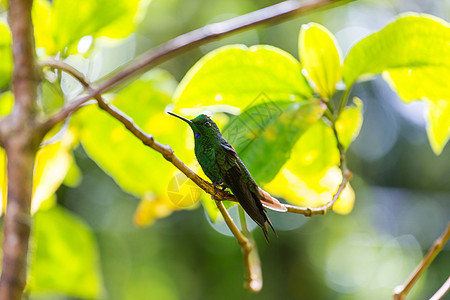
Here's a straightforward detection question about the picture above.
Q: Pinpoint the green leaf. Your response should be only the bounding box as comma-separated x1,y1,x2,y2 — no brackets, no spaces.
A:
336,97,364,150
0,91,14,117
264,100,362,214
384,67,450,104
222,99,325,184
383,67,450,155
39,80,65,114
76,69,192,196
426,99,450,155
343,14,450,86
299,23,342,99
173,45,312,114
29,205,101,298
33,0,149,55
285,97,363,178
0,20,12,89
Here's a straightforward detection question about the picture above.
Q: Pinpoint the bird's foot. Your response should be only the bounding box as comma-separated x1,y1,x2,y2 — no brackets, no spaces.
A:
213,180,223,195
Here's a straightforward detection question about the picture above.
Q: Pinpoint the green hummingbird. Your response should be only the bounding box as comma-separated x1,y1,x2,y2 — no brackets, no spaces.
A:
168,112,285,241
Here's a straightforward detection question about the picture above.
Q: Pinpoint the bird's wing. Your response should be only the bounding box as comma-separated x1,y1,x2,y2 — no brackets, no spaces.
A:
218,143,268,230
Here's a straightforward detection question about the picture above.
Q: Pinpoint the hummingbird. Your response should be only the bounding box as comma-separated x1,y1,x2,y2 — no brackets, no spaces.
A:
168,112,286,241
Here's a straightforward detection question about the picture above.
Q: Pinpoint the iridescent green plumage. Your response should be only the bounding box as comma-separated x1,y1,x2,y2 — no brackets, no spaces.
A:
168,112,275,241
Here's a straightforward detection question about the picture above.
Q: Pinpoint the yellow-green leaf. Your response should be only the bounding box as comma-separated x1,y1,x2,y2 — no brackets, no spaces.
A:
0,91,14,117
336,97,364,150
426,99,450,155
265,166,355,215
0,20,12,89
32,130,77,213
384,66,450,104
173,44,312,114
299,23,342,99
343,14,450,86
33,0,149,55
0,147,6,215
29,205,102,298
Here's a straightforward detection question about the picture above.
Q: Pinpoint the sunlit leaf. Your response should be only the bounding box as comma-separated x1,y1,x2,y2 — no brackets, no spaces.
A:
32,130,77,214
426,99,450,155
286,119,338,178
0,91,14,116
62,159,82,188
263,98,361,213
0,92,12,216
0,20,12,89
343,14,450,86
0,147,6,216
28,205,102,298
33,0,149,55
299,23,342,99
0,0,8,11
77,69,195,199
39,80,65,114
173,44,312,114
336,97,363,150
222,99,325,184
134,182,200,227
134,193,177,227
384,67,450,104
265,166,355,215
384,67,450,154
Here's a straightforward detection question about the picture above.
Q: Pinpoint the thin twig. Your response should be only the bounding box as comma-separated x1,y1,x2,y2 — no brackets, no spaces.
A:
42,0,352,129
216,201,262,292
430,276,450,300
393,223,450,300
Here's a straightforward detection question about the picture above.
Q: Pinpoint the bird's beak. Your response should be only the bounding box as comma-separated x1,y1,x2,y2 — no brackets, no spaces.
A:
167,111,193,124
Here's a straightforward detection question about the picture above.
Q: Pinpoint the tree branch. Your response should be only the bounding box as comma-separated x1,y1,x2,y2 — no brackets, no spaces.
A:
42,0,352,129
0,0,44,299
215,201,262,292
393,223,450,300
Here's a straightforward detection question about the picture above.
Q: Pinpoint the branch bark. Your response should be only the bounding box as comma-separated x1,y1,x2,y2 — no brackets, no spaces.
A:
393,223,450,300
215,201,262,292
43,0,352,129
0,0,45,299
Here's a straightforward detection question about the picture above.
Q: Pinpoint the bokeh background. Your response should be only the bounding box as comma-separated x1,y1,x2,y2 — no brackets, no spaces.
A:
38,0,450,299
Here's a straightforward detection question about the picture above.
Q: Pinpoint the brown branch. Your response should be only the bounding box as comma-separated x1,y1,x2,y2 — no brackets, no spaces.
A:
0,0,45,299
42,0,352,129
216,201,262,292
393,223,450,300
430,276,450,300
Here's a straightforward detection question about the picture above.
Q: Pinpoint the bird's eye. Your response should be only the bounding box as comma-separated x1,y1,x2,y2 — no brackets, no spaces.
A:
204,121,211,127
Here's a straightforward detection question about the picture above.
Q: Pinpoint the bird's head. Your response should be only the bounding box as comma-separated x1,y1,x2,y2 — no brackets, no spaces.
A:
167,112,222,141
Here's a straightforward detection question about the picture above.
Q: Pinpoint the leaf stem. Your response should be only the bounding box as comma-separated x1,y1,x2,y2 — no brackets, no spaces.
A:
337,86,351,117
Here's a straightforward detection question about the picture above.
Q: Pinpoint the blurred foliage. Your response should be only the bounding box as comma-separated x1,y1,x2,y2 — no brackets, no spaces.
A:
28,205,101,298
0,20,12,90
0,0,449,299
